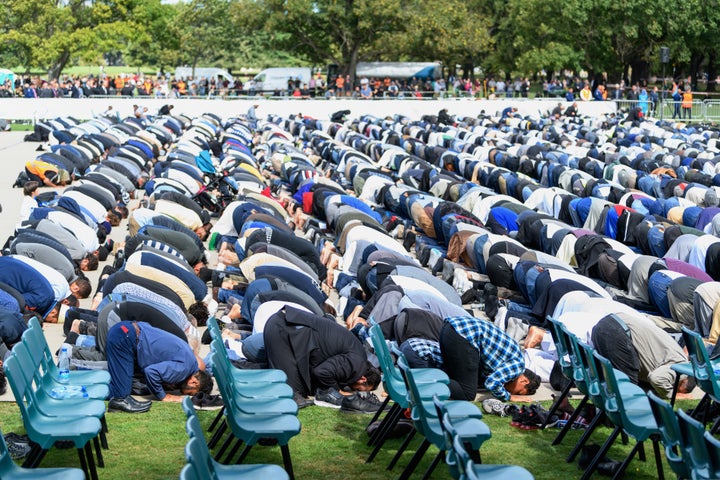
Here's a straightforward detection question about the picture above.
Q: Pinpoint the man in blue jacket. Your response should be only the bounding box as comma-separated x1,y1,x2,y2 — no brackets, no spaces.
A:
105,320,212,413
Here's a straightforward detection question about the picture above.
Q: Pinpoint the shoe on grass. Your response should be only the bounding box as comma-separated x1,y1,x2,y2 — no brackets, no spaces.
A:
314,387,344,408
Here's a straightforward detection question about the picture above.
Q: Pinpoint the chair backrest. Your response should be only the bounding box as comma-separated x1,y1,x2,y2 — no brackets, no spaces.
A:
547,317,573,376
0,427,19,474
676,409,712,478
704,430,720,479
646,390,689,478
184,437,215,480
209,350,235,405
567,334,603,407
368,324,408,407
593,351,623,418
182,396,196,420
179,463,198,480
3,355,31,420
22,322,58,380
558,324,589,396
681,327,720,398
206,317,221,341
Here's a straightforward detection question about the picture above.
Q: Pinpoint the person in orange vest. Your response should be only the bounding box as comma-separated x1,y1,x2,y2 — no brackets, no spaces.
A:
25,159,70,187
681,86,693,119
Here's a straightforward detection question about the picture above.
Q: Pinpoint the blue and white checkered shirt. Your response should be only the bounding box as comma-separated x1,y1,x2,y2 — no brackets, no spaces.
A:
406,338,443,367
445,316,525,400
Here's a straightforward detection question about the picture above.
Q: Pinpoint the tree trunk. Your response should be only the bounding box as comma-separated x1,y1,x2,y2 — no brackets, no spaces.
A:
689,52,703,91
629,59,649,86
707,52,717,93
48,50,71,81
347,46,359,86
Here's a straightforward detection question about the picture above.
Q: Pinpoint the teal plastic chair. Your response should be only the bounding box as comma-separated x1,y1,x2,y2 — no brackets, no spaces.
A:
646,390,690,479
21,325,109,400
25,317,110,385
179,463,197,480
593,352,664,480
395,352,490,480
0,427,86,480
549,320,593,446
440,413,534,480
366,324,464,466
181,398,290,480
12,342,109,452
206,318,287,383
544,316,580,428
677,409,712,479
4,355,103,480
208,351,301,479
681,327,720,430
704,429,720,479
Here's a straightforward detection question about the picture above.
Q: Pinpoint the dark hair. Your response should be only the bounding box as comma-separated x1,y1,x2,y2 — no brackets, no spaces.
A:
65,294,79,308
523,368,541,395
681,375,697,394
189,301,209,327
72,278,92,299
191,370,213,394
84,253,99,271
23,181,40,196
363,362,382,390
0,368,6,396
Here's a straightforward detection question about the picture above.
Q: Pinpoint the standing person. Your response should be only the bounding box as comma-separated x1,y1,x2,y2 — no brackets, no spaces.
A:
649,86,659,116
440,315,540,401
335,75,344,98
246,104,259,129
682,86,693,119
105,320,212,413
579,83,592,101
671,81,682,119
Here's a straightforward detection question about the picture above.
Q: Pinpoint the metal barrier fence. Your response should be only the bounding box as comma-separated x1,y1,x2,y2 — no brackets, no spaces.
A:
615,98,720,122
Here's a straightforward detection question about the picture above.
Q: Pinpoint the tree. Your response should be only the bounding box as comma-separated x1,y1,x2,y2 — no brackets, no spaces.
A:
0,0,135,79
258,0,404,82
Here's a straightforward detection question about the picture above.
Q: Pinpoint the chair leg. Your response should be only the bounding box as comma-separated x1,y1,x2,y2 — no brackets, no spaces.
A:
620,431,629,446
77,447,89,480
368,402,400,447
652,438,665,480
22,444,45,468
711,415,720,435
224,438,244,464
611,441,642,480
670,374,681,406
554,395,588,446
214,434,235,462
236,444,254,464
637,440,646,461
84,442,99,480
281,444,295,480
567,411,604,463
367,395,392,430
208,406,225,432
421,450,444,480
367,406,402,463
387,429,417,471
543,382,573,429
580,426,621,480
100,417,109,449
93,436,104,468
397,438,430,480
208,421,227,449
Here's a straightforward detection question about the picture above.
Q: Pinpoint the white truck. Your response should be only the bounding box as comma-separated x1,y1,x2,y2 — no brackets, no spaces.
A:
252,67,313,94
174,67,234,84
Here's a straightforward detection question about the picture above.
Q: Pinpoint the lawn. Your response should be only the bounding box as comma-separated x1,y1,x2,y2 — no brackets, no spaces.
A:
0,398,692,479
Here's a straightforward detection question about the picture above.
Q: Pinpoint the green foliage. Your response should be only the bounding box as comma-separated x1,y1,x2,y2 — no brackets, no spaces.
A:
0,399,700,479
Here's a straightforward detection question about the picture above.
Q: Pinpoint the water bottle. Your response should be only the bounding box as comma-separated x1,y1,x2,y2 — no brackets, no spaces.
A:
58,346,70,383
50,385,89,399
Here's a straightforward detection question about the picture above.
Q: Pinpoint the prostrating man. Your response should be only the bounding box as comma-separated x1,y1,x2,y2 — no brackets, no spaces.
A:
105,320,211,413
440,315,540,402
264,306,381,410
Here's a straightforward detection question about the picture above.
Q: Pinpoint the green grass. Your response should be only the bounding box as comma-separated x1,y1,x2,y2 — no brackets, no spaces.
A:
0,398,698,479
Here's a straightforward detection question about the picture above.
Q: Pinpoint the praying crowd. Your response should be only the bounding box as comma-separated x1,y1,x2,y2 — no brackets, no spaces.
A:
3,97,720,477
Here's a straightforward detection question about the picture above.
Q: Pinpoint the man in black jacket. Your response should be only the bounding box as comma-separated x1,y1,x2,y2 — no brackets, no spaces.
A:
264,306,380,408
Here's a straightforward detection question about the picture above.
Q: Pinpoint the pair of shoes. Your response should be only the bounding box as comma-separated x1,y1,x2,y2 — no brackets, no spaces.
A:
314,387,344,408
293,391,314,409
482,398,516,417
341,392,383,414
192,392,224,411
3,433,31,460
108,395,152,413
578,444,623,476
510,404,558,430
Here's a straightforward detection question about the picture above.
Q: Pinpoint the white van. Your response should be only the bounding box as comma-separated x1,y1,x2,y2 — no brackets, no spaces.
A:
175,67,234,84
253,67,312,94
